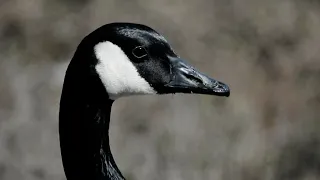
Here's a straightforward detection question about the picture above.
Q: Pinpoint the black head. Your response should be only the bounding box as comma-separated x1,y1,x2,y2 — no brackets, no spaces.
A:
72,23,230,99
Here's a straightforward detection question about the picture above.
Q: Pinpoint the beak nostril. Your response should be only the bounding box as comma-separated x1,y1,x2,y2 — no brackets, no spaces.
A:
184,74,203,84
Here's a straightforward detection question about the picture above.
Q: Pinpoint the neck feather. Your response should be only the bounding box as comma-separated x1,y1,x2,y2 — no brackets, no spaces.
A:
59,62,125,180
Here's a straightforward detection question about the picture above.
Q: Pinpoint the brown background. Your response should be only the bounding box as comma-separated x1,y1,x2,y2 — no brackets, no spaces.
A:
0,0,320,180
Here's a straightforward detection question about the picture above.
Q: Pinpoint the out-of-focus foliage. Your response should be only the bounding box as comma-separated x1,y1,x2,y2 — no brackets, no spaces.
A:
0,0,320,180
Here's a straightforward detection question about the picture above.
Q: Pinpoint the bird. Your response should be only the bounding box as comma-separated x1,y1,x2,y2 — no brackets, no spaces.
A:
59,22,230,180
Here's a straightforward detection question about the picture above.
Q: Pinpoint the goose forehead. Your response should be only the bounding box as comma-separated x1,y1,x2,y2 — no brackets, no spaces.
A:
117,28,168,44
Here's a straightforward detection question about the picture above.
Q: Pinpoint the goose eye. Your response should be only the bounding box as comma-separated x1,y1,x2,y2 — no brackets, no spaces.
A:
132,46,148,59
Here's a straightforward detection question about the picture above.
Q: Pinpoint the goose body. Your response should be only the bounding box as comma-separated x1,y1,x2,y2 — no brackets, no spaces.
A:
59,23,230,180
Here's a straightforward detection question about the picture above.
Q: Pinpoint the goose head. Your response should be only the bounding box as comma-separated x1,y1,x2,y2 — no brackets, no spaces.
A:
72,22,230,100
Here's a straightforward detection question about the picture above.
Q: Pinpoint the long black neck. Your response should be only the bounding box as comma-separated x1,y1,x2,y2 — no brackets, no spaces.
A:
59,59,125,180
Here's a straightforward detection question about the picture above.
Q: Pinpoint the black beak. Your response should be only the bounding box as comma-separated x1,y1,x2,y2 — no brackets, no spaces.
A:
164,57,230,97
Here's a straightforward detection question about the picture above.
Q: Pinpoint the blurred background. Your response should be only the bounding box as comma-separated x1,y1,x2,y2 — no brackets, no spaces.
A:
0,0,320,180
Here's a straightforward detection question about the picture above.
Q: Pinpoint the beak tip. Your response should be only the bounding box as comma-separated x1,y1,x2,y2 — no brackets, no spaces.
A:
225,91,230,97
218,89,230,97
217,82,230,97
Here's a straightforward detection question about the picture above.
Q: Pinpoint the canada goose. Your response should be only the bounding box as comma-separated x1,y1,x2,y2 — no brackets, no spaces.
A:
59,23,230,180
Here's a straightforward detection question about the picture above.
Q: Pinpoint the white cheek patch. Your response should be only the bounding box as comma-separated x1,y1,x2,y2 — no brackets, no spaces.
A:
94,41,156,100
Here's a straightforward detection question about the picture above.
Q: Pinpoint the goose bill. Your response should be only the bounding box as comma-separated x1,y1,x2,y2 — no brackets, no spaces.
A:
164,57,230,97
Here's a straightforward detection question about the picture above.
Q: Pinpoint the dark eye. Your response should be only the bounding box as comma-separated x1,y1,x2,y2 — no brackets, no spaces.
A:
132,46,148,59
